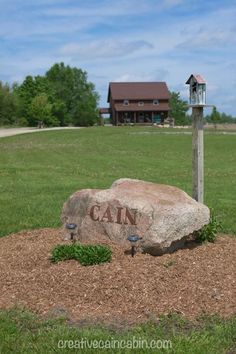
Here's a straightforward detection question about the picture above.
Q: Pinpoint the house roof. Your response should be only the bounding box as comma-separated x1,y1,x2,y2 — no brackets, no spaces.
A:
108,82,170,102
114,102,170,112
186,74,206,84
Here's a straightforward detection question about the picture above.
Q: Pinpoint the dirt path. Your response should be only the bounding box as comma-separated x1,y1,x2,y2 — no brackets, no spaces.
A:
0,127,83,138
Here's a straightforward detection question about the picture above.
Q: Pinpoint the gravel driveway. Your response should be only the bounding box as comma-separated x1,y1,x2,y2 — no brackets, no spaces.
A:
0,127,83,138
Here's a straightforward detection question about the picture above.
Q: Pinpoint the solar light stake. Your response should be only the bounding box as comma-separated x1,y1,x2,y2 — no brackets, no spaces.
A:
131,245,135,257
127,235,142,257
65,223,77,243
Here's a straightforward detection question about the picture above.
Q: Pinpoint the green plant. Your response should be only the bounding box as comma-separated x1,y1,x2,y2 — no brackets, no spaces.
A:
50,243,112,266
73,244,112,266
196,209,222,243
50,244,75,263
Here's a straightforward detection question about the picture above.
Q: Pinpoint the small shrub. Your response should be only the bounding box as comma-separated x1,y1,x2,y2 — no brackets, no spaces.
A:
73,244,112,266
196,209,222,243
50,244,75,263
50,243,112,266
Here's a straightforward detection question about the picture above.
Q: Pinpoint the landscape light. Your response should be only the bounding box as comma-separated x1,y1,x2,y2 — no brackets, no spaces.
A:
65,223,77,243
127,235,142,257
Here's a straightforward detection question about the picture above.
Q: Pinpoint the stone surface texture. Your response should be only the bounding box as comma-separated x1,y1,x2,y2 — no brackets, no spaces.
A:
61,178,210,255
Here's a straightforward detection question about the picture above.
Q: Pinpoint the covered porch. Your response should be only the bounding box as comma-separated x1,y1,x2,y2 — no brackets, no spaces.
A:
115,111,168,125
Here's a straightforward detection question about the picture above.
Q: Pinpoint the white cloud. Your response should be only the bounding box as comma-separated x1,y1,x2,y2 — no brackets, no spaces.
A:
0,17,93,39
60,40,153,59
0,56,66,83
113,73,153,82
113,68,169,83
175,6,236,50
178,28,236,49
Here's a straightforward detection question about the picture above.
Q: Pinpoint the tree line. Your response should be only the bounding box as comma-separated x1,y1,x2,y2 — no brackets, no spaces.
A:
0,63,99,127
169,92,236,126
1,65,235,127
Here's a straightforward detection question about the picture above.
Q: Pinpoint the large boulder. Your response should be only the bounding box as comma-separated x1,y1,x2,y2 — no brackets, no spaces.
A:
61,178,210,255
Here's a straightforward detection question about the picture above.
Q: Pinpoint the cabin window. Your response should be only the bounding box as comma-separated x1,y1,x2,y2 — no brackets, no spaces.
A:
123,100,129,106
138,101,144,106
153,99,159,105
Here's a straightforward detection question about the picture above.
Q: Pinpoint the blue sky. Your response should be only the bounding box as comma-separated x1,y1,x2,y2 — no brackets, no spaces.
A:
1,0,236,115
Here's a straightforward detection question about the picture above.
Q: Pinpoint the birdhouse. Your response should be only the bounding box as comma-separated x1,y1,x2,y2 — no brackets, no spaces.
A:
186,74,206,105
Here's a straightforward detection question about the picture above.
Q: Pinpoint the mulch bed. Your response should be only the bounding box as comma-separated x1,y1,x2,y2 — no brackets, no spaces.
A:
0,228,236,326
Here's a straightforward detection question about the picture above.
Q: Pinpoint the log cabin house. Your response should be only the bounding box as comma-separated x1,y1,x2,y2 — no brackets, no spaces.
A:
107,82,170,125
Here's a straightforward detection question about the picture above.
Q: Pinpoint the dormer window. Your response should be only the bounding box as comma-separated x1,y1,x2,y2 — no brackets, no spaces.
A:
123,99,129,106
153,99,159,105
138,101,144,106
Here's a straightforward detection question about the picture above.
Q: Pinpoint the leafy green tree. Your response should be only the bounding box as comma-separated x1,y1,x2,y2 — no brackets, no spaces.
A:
15,75,37,120
15,75,52,125
206,109,236,124
46,63,99,126
72,84,99,126
0,82,19,126
220,113,231,123
28,94,58,127
169,91,189,126
3,63,99,127
51,100,69,126
222,113,236,123
205,111,236,125
210,106,221,128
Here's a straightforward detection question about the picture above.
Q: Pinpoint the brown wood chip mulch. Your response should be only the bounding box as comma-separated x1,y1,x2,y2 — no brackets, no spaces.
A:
0,228,235,325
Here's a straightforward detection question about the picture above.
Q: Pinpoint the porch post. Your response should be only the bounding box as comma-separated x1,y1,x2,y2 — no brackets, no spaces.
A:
115,111,118,126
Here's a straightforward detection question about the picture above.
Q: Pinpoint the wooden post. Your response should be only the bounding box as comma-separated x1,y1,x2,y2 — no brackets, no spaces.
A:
192,106,204,203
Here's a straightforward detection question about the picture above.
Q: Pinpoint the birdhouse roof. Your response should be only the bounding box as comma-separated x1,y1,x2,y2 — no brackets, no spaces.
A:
186,74,206,84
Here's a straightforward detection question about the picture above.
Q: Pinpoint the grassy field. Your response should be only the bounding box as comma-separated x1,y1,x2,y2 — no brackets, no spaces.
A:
0,126,236,353
0,126,235,237
0,308,236,354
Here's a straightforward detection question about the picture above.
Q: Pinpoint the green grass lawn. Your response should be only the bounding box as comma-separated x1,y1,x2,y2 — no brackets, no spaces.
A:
0,126,236,353
0,308,236,354
0,126,235,237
